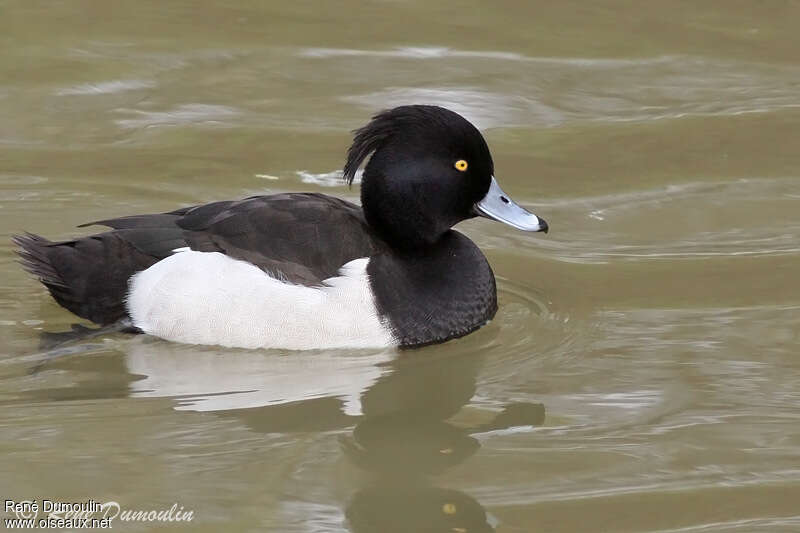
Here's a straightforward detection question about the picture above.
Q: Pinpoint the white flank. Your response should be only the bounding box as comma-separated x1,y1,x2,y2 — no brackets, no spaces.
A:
126,251,396,350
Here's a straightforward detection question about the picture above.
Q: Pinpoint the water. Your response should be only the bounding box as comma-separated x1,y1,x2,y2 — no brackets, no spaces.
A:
2,1,800,531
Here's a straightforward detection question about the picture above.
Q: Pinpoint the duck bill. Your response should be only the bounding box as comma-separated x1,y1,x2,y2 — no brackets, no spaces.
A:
474,177,548,233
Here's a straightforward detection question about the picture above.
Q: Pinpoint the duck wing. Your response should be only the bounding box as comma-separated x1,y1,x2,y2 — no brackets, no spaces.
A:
177,193,382,284
15,193,383,325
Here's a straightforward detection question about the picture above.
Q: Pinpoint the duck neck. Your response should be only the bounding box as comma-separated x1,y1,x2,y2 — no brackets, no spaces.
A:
361,203,448,250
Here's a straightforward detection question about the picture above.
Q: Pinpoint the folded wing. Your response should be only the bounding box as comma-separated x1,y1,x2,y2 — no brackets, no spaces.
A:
15,193,383,325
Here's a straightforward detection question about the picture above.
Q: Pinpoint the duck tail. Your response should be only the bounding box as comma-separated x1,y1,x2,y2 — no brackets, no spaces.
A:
13,230,165,325
12,232,90,324
12,232,67,289
13,232,130,325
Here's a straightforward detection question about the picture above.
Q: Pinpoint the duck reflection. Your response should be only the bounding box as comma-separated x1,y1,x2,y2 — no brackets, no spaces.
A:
342,349,483,478
341,349,544,533
31,335,544,532
347,483,492,533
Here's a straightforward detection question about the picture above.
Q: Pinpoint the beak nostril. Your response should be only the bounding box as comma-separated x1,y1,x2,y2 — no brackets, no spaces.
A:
476,176,546,232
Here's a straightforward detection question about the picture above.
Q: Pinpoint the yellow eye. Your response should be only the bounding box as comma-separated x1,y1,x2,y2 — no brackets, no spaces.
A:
442,503,457,515
454,160,468,172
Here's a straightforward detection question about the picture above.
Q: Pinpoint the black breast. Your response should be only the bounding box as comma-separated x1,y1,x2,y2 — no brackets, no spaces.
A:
367,231,497,347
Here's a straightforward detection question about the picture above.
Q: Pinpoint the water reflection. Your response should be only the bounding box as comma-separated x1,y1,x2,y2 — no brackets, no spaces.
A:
341,350,545,533
124,337,395,414
347,485,492,533
23,333,545,532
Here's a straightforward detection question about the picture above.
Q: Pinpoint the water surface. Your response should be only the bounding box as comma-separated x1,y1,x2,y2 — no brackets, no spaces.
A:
2,1,800,531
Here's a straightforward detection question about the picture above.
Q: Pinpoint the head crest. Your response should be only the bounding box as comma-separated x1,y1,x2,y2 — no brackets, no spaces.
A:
343,110,393,186
343,105,462,186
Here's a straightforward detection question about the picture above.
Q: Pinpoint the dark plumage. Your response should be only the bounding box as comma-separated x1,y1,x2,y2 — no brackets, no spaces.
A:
14,231,160,324
347,106,495,247
15,194,383,325
14,105,548,348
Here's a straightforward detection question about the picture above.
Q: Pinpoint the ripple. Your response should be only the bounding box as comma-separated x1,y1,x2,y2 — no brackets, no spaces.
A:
568,390,664,410
299,46,678,65
56,79,156,96
114,104,242,129
343,88,561,129
492,278,562,357
299,46,529,61
506,177,800,262
474,472,800,508
0,174,49,186
309,49,800,126
656,516,800,532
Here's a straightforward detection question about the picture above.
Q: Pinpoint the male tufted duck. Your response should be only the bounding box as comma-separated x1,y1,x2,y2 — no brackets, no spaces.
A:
14,105,548,350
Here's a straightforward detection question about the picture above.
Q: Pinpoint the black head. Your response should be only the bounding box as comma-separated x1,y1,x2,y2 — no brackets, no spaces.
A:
343,105,547,248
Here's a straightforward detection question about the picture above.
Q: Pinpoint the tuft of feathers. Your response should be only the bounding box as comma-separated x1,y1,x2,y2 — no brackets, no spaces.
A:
343,109,395,186
343,105,474,186
13,233,66,288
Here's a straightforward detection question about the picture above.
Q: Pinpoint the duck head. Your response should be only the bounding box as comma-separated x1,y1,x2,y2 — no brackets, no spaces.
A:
343,105,548,248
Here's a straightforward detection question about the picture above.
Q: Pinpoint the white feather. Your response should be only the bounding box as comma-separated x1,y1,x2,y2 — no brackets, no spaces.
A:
126,251,396,350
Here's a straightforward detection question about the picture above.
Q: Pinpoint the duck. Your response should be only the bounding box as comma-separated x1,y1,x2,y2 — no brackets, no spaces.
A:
14,105,548,350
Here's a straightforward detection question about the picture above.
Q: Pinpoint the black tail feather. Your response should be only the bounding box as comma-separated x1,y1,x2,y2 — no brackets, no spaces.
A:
12,231,160,325
13,233,67,288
